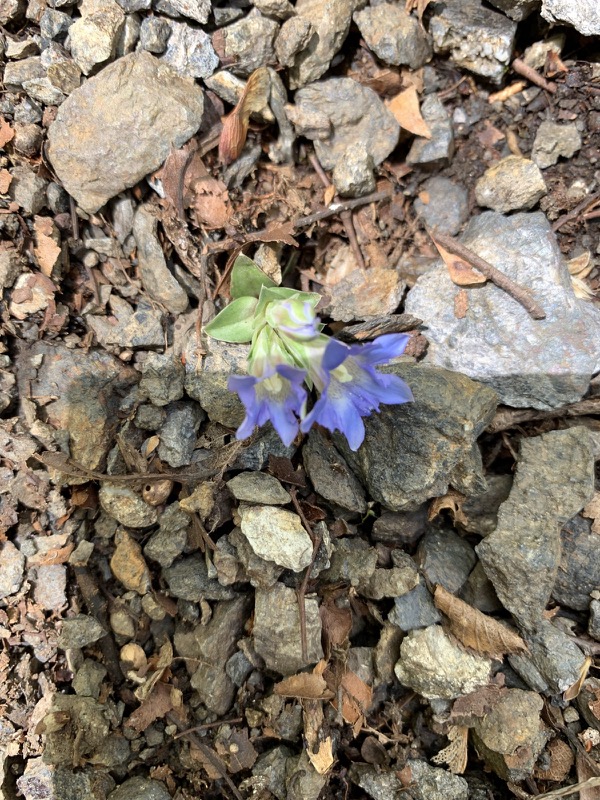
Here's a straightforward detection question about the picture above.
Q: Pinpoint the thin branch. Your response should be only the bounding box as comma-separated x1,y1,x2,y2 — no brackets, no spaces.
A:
487,397,600,433
512,58,557,93
552,191,600,232
290,487,322,663
430,229,546,320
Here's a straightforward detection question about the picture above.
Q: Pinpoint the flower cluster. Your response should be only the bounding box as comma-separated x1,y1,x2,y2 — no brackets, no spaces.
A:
205,255,413,450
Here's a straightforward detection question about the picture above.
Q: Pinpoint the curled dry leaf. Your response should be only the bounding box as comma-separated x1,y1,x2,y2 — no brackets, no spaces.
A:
431,235,486,286
428,489,468,527
274,671,335,700
582,492,600,534
434,584,528,660
126,681,183,732
303,699,335,774
333,670,373,738
564,656,592,701
386,86,431,138
432,725,468,774
219,67,271,165
534,738,575,783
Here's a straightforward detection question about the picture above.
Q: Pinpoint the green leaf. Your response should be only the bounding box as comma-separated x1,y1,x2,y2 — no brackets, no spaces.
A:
204,296,258,343
255,285,322,319
230,255,277,299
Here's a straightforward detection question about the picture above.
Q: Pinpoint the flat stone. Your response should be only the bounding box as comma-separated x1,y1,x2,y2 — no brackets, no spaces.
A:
229,527,283,588
510,620,587,694
394,625,491,699
108,777,170,800
139,352,185,407
554,515,600,611
222,11,279,77
158,401,204,467
416,528,476,594
100,486,158,529
59,614,106,649
288,77,400,172
475,156,546,212
8,164,47,214
477,428,595,631
254,582,323,675
404,212,600,409
73,659,107,698
288,0,362,88
429,0,517,84
69,0,125,74
3,56,45,87
47,52,204,213
31,343,137,472
144,503,189,568
388,583,442,631
161,20,218,79
324,254,405,322
303,429,366,513
239,506,312,572
0,540,25,599
86,297,164,351
184,334,247,427
353,4,432,68
321,537,378,587
541,0,600,36
407,94,454,166
133,205,189,314
336,364,497,511
408,759,469,800
227,472,290,505
33,564,67,609
163,554,237,601
414,176,468,235
531,121,582,169
154,0,210,23
360,551,420,600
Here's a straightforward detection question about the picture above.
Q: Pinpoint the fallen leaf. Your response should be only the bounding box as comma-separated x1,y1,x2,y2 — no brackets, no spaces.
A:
125,681,180,732
386,86,431,138
431,235,487,286
215,728,257,773
160,139,197,220
450,680,507,726
334,670,373,737
405,0,432,23
545,49,568,77
303,699,335,774
476,120,506,150
320,594,352,657
583,492,600,534
251,221,298,248
564,656,592,701
534,738,574,783
9,273,56,320
0,169,12,194
434,585,528,660
428,489,468,526
571,276,596,300
431,725,468,774
274,671,334,700
488,82,527,103
324,184,336,205
567,251,593,278
33,217,61,277
454,289,469,318
219,67,271,165
0,117,14,149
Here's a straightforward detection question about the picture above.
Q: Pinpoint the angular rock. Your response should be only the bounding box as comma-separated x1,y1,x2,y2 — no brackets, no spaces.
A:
227,472,290,505
407,94,454,166
158,401,204,467
336,364,497,511
477,428,595,631
17,759,107,800
408,759,469,800
471,689,546,782
487,0,539,20
31,343,137,471
163,554,237,601
108,777,170,800
541,0,600,36
324,256,405,322
360,551,419,600
414,176,468,236
110,530,152,593
395,625,491,699
321,537,378,587
531,121,582,169
161,20,218,79
139,352,185,407
275,16,313,67
254,582,323,674
39,695,110,766
144,503,189,568
34,564,67,610
554,515,600,611
332,143,375,197
388,583,442,631
288,0,362,88
288,77,400,173
100,486,158,528
222,11,279,77
133,204,188,314
589,600,600,641
239,505,312,572
154,0,210,23
349,764,404,800
139,16,171,53
229,527,283,588
185,334,246,427
405,212,600,408
429,0,517,84
475,156,546,212
303,429,366,513
510,620,587,695
59,614,106,649
69,0,125,75
417,528,476,594
460,474,513,536
0,540,25,599
86,297,164,351
47,52,204,213
73,659,107,698
8,164,47,214
354,4,432,68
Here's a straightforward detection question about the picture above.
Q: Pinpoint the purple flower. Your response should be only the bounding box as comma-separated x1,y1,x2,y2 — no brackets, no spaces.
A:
300,334,413,450
229,363,307,447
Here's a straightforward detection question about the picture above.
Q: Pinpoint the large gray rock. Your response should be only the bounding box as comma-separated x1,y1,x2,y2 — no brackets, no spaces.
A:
69,0,125,75
288,0,363,88
407,94,453,166
154,0,210,23
353,4,432,68
408,759,469,800
222,11,279,77
476,428,595,632
429,0,517,84
239,506,313,572
553,515,600,611
541,0,600,36
404,211,600,409
47,52,204,213
288,77,400,174
510,620,587,694
335,364,497,511
531,121,582,169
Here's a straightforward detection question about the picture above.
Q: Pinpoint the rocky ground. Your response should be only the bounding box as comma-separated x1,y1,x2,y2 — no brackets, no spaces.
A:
1,0,600,798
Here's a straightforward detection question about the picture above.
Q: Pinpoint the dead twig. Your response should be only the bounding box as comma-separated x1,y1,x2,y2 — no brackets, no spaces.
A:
429,229,546,319
552,191,600,232
534,778,600,800
487,397,600,433
290,487,323,663
511,58,557,94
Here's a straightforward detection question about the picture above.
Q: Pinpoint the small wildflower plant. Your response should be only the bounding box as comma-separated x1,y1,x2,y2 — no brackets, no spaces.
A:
205,255,413,450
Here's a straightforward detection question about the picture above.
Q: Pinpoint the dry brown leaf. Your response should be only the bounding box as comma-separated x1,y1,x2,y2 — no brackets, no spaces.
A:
572,276,596,300
215,728,258,773
432,236,487,286
583,492,600,534
488,81,527,103
567,251,593,278
577,755,600,800
160,140,197,220
335,671,373,737
450,681,507,726
324,184,336,205
545,49,568,77
386,86,431,138
405,0,432,22
454,289,469,318
0,169,12,194
219,67,271,165
125,681,181,732
0,117,14,149
252,221,299,248
302,699,335,774
274,671,334,700
33,217,61,277
431,725,468,774
428,489,468,526
564,656,592,701
320,594,352,657
434,585,528,660
534,738,575,783
476,120,506,149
